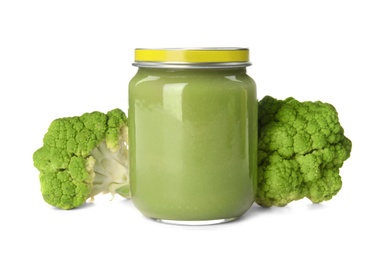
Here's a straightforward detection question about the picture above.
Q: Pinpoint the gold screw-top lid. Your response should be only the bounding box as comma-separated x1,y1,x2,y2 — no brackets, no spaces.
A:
133,48,251,68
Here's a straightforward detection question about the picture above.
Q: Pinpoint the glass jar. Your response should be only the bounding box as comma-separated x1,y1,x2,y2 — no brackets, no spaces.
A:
128,48,257,225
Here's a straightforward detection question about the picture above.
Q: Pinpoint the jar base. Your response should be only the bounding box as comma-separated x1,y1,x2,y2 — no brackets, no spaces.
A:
153,217,238,226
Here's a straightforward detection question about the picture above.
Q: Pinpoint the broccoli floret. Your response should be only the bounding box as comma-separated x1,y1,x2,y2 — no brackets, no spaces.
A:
256,96,352,207
33,109,130,210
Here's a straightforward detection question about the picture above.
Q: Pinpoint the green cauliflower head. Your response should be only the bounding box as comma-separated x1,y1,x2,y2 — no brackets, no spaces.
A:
256,96,352,207
33,109,130,210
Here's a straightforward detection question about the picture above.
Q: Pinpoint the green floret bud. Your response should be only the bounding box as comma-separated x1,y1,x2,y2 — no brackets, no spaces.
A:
33,109,130,210
256,96,352,207
256,152,305,207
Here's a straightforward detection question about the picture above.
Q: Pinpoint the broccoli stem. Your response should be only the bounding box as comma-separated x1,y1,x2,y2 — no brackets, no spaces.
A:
88,139,130,199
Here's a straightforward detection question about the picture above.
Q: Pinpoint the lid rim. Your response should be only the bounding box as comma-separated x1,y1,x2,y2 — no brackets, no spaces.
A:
132,61,252,69
135,47,249,50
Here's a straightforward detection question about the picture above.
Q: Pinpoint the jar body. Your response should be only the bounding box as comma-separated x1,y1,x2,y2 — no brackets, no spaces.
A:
128,67,257,223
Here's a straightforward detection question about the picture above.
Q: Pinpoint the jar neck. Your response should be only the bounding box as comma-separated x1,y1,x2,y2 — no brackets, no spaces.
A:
137,67,247,76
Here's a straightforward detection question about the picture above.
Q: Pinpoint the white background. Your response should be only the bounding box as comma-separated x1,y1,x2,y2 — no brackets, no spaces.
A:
1,0,387,259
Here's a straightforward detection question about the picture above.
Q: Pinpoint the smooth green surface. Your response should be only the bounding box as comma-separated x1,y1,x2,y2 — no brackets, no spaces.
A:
129,68,257,221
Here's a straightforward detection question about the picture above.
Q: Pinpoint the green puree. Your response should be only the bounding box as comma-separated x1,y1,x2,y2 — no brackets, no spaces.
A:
129,68,257,221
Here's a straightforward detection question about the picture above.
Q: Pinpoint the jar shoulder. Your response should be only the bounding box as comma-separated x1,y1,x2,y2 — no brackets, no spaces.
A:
129,69,256,90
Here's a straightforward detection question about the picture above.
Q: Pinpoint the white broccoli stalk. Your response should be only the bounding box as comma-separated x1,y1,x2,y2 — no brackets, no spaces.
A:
89,125,130,199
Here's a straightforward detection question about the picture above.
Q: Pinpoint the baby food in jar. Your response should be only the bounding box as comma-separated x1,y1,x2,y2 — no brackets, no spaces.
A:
128,48,257,225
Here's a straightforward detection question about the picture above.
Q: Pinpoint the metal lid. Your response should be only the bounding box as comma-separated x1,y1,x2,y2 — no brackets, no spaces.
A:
132,48,251,68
